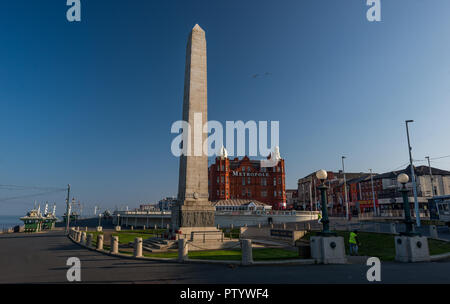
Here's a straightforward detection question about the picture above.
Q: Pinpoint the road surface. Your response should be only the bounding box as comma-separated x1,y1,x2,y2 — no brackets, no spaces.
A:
0,231,449,284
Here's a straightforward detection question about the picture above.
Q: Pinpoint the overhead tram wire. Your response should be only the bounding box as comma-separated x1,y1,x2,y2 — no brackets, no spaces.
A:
0,184,67,203
0,184,66,191
430,155,450,161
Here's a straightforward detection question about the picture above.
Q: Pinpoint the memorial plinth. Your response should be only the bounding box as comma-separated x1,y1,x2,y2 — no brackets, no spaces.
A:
310,236,347,264
395,235,430,262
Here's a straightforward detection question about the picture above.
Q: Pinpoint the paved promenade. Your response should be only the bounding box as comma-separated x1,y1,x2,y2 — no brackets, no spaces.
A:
1,231,450,284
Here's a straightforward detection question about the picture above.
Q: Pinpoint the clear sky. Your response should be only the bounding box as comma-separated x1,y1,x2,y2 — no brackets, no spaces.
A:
1,0,450,215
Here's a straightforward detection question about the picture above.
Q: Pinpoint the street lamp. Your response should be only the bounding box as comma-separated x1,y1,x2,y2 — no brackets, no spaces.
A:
316,170,334,235
341,156,349,220
98,213,102,227
397,173,419,236
369,169,377,216
405,120,420,227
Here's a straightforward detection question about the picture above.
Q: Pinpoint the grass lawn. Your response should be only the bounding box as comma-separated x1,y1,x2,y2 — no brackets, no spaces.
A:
141,248,299,261
220,228,241,239
303,231,450,261
88,229,166,246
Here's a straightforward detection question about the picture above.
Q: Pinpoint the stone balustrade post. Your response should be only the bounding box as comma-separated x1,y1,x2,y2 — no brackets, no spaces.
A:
178,239,188,262
97,234,104,250
134,237,143,258
110,235,119,254
429,225,438,239
241,239,253,266
86,233,93,247
80,232,86,245
390,223,397,234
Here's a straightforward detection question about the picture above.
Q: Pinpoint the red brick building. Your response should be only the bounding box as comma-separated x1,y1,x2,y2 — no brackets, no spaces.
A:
208,155,286,209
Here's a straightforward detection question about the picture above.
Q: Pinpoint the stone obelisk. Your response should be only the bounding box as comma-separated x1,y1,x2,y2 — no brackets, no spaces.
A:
172,24,216,234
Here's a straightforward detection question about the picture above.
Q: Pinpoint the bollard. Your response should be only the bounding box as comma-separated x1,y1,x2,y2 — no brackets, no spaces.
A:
390,223,397,234
134,237,143,258
80,232,87,245
86,233,93,247
241,239,253,265
97,234,104,250
178,239,188,262
110,235,119,254
429,225,438,239
76,231,82,242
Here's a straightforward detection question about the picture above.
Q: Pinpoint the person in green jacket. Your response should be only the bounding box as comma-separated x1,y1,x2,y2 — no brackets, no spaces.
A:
349,230,360,256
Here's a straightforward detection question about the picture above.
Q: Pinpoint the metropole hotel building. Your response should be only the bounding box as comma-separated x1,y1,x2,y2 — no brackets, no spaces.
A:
208,150,287,210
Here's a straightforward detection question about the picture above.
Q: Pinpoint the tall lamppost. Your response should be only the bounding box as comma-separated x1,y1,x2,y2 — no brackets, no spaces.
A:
397,173,419,236
369,169,377,216
98,213,102,227
341,156,349,220
316,170,334,235
405,120,420,227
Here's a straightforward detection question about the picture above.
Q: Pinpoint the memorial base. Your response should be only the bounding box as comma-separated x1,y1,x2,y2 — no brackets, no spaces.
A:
310,236,347,264
395,236,430,262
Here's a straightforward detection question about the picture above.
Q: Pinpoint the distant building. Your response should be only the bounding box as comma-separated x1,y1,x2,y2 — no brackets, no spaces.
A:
285,189,298,210
138,204,159,211
297,171,369,214
158,197,177,211
212,199,272,212
138,197,177,211
208,147,286,209
297,165,450,216
364,165,450,213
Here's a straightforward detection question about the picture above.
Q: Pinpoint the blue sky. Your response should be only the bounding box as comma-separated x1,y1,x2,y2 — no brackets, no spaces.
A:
1,0,450,215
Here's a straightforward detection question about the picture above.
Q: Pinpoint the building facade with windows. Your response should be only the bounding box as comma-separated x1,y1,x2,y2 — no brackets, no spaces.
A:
297,165,450,216
208,152,286,209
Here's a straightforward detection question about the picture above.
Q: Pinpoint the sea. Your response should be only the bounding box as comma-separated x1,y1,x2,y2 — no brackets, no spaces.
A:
0,215,23,230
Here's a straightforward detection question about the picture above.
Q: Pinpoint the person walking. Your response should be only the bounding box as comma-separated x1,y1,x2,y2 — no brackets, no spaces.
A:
349,230,360,256
317,212,322,224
